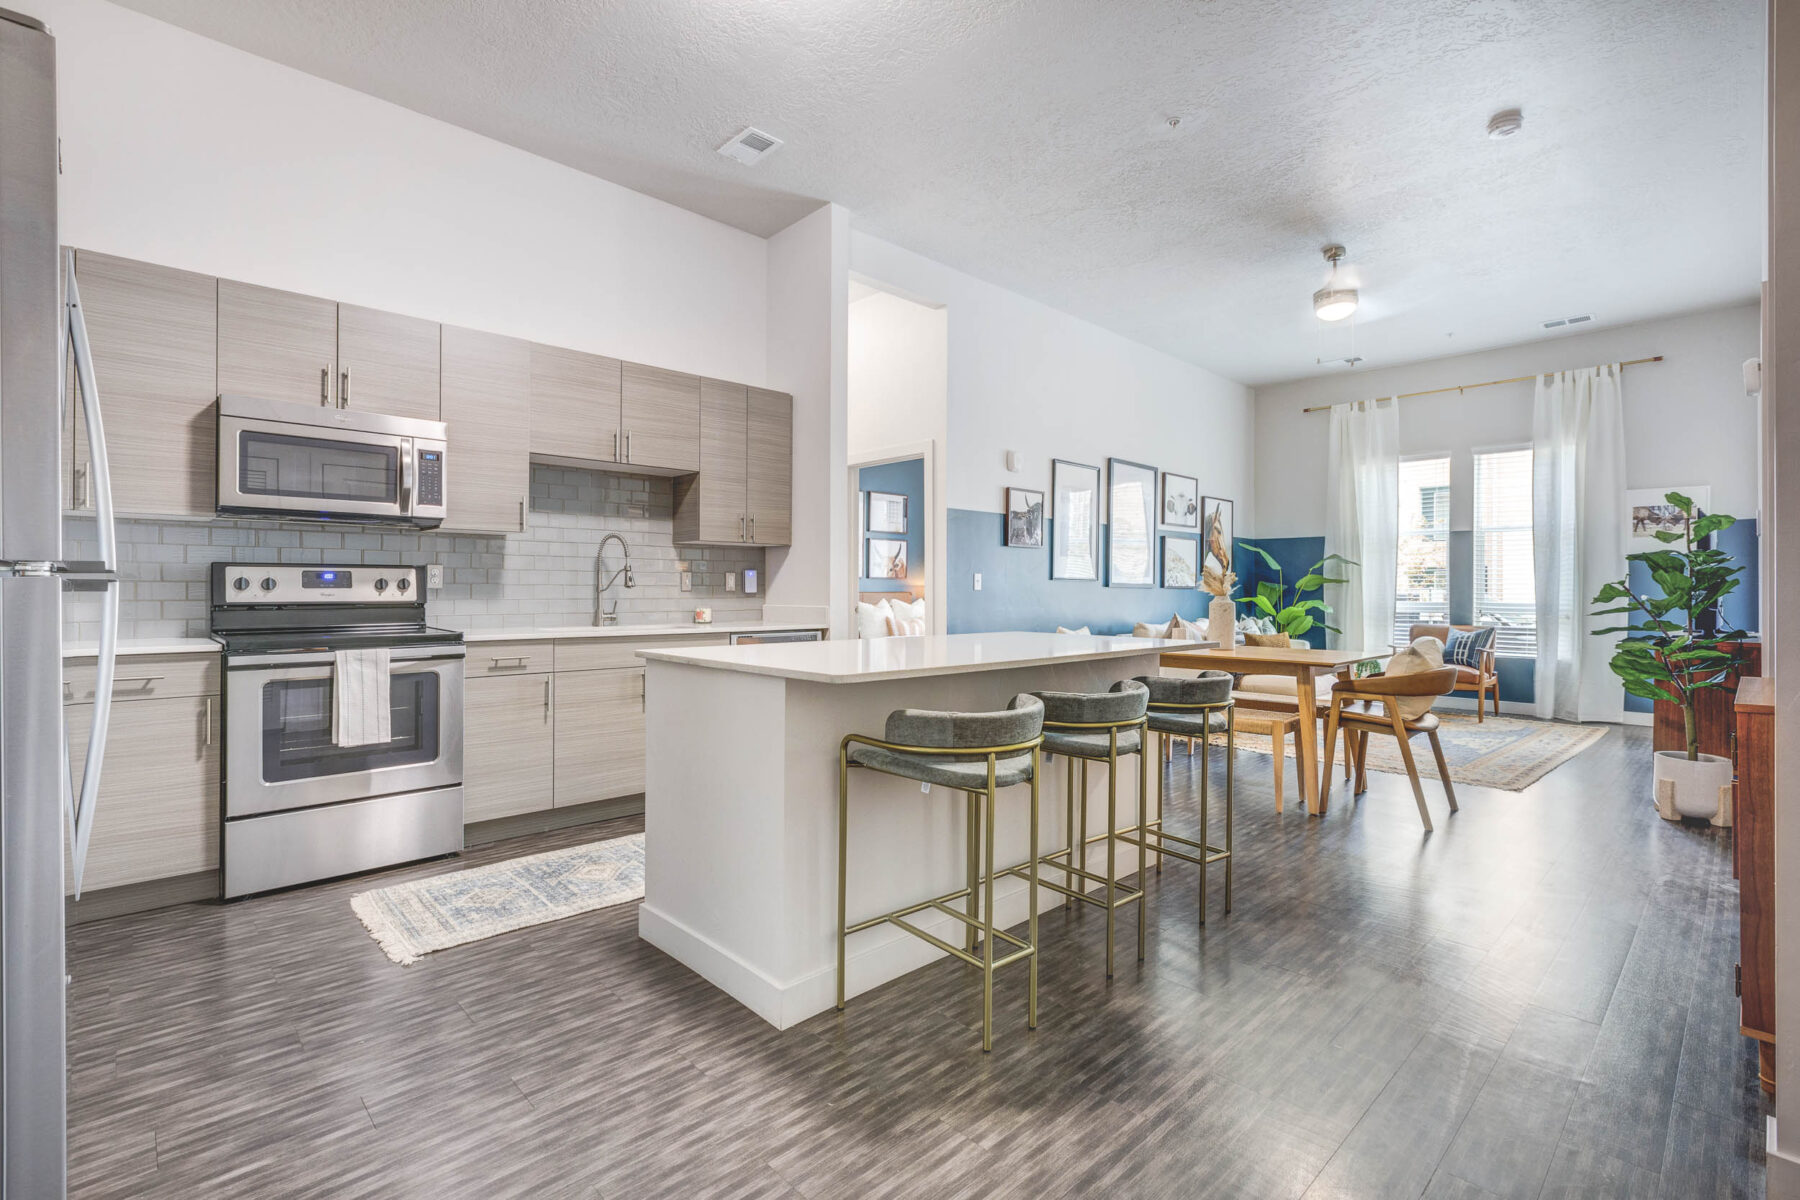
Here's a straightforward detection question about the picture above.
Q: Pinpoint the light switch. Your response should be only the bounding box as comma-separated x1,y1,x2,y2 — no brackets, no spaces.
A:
974,573,983,591
680,571,692,593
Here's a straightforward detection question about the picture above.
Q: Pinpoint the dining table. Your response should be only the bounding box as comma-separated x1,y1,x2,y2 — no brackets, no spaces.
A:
1158,643,1393,815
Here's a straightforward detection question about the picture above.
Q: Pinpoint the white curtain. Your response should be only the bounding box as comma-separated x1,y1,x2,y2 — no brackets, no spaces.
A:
1532,364,1627,722
1324,398,1399,652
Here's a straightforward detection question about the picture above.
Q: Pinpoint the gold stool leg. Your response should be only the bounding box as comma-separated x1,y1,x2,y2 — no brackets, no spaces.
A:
981,760,998,1052
1198,722,1210,926
1064,755,1075,912
837,748,850,1011
1155,730,1165,874
1136,728,1148,963
1029,749,1040,1030
1105,733,1118,979
1078,758,1089,895
1225,707,1235,914
965,791,979,953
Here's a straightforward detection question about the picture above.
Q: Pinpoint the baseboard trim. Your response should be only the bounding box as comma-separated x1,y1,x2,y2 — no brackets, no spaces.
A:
66,871,219,925
1621,711,1654,727
465,796,644,847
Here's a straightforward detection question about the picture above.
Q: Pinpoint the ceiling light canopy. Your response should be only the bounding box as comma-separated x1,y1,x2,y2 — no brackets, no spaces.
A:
1312,245,1358,322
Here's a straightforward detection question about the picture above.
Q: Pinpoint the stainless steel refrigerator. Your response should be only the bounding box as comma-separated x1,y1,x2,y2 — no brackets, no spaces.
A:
1,8,121,1196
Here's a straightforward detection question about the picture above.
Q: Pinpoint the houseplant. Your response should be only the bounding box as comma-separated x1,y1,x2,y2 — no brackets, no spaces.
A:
1236,545,1354,640
1591,491,1747,823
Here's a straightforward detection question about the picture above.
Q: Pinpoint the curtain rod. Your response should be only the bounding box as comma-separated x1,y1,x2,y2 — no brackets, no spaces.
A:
1299,355,1664,414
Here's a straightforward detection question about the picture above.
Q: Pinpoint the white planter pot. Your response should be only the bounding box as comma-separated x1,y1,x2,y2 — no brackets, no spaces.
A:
1652,750,1733,826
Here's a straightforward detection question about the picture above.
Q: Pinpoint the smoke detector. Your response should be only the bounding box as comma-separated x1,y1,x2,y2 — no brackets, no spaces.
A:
1541,313,1594,331
1487,108,1524,139
1312,245,1359,322
717,127,783,166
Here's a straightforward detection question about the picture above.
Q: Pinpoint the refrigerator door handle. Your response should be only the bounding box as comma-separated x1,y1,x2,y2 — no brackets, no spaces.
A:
61,248,119,899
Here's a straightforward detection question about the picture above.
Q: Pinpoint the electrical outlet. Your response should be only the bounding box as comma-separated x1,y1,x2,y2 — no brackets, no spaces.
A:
426,564,444,590
974,573,982,591
725,572,736,592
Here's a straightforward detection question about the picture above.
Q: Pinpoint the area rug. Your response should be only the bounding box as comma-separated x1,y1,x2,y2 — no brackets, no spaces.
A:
1200,714,1606,792
351,834,644,965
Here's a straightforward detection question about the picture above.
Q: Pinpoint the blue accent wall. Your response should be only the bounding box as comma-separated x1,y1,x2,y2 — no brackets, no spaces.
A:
1621,518,1761,714
1236,535,1329,648
945,508,1211,634
857,459,925,594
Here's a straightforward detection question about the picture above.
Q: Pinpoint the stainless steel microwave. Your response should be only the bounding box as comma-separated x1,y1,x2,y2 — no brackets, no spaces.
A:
217,394,448,527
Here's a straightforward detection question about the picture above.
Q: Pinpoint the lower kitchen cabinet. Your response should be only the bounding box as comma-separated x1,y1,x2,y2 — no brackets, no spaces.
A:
63,691,218,895
553,668,645,806
462,671,556,822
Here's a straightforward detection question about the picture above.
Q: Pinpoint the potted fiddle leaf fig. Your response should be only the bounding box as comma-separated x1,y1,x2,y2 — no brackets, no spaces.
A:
1235,545,1355,640
1590,491,1747,823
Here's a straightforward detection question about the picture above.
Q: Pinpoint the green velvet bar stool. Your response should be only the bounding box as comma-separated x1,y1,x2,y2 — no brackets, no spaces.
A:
1020,680,1150,978
837,695,1045,1052
1115,672,1235,923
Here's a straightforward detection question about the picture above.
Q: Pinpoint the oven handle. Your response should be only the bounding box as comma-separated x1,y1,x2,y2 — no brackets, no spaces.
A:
225,648,465,671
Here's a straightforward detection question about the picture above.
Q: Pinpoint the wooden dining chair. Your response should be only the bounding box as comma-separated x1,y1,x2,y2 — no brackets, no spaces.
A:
1319,666,1459,831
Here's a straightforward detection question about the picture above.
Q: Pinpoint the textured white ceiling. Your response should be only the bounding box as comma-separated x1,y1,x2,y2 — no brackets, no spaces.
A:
106,0,1766,385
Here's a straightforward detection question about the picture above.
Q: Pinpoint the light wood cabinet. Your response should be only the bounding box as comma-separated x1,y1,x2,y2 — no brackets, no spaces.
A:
530,344,622,465
553,668,646,806
747,387,793,546
336,303,440,420
63,693,218,895
217,279,338,408
619,363,700,472
440,325,532,534
65,251,217,518
463,671,555,823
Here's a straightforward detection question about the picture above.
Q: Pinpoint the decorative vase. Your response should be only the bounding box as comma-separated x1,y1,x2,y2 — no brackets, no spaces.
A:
1207,596,1236,648
1651,750,1734,826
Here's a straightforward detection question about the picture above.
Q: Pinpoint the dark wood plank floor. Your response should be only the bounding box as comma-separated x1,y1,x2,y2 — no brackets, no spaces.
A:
66,724,1765,1199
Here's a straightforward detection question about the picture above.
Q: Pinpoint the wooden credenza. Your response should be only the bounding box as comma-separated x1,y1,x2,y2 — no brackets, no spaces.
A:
1656,640,1760,757
1734,675,1775,1094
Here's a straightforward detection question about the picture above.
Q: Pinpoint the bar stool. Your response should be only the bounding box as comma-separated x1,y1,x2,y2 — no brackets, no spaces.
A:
1015,681,1149,978
1116,672,1235,923
837,695,1045,1052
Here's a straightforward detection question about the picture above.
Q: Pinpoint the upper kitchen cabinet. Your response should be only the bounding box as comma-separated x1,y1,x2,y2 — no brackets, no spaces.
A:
619,363,699,473
66,250,217,518
440,325,531,534
218,281,439,419
530,344,622,465
335,304,441,421
217,279,338,408
746,387,793,546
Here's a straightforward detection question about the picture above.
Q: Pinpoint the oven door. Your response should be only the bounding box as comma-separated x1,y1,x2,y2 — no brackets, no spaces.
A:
219,414,435,523
224,647,464,818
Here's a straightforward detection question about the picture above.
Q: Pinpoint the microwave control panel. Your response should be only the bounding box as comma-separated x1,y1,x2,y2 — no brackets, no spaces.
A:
417,449,444,507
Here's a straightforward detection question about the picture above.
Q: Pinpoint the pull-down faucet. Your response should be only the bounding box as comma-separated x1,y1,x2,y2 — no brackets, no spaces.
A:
594,533,635,626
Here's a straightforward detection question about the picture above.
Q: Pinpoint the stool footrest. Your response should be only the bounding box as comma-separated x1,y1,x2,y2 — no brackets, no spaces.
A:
1002,861,1144,909
888,914,1036,970
1116,829,1230,868
844,885,974,936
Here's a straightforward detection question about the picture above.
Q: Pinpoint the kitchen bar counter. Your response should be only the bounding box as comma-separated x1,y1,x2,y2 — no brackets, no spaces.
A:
461,621,823,643
638,632,1178,1028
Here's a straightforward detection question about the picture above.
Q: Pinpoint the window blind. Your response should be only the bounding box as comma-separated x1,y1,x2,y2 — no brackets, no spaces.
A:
1474,448,1536,657
1395,456,1451,646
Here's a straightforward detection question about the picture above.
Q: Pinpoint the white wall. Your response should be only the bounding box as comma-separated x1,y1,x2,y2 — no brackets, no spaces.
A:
848,231,1255,524
1253,303,1764,537
29,0,769,383
847,290,949,463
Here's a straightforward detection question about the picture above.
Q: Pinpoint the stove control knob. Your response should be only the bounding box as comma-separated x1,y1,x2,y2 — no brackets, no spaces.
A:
232,576,250,592
396,577,411,593
261,577,278,592
373,577,388,592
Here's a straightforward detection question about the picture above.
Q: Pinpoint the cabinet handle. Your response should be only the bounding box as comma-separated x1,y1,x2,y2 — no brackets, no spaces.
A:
640,672,646,712
115,676,163,693
613,431,619,461
750,516,755,542
321,365,331,406
75,464,89,510
519,498,525,529
340,367,351,408
203,696,213,747
739,515,745,541
490,655,531,669
544,677,552,720
624,433,630,462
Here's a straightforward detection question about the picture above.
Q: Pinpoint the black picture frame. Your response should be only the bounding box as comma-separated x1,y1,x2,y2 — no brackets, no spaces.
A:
1005,487,1045,548
1107,458,1157,588
1161,472,1199,529
1051,459,1101,581
1161,535,1199,589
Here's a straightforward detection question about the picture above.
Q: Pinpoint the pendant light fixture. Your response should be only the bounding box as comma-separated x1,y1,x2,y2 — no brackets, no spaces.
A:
1312,244,1358,322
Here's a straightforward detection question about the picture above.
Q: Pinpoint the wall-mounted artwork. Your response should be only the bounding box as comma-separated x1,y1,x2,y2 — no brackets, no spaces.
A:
1627,486,1711,546
1107,458,1157,588
1006,487,1045,548
1051,459,1101,581
866,491,909,535
1161,472,1199,529
866,537,908,580
1201,496,1235,594
1162,535,1199,589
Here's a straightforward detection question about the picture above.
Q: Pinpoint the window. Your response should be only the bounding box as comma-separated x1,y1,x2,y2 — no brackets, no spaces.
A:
1395,456,1451,646
1474,448,1536,657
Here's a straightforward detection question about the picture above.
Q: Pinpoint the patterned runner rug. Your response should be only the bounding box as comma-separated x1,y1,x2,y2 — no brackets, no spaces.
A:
1197,713,1606,792
352,834,644,965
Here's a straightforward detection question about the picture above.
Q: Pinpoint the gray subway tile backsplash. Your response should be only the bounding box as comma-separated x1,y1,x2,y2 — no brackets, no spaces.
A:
63,465,766,642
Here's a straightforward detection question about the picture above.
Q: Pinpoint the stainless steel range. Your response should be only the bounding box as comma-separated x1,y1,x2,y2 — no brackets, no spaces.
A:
211,562,464,898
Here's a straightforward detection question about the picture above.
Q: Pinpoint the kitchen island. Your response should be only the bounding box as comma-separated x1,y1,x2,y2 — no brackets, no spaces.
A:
637,632,1182,1028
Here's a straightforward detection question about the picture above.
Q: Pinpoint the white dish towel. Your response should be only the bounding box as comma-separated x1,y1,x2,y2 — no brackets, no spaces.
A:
332,648,392,747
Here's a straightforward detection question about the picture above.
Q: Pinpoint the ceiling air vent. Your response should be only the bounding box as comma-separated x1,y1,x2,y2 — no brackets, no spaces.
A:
718,127,783,166
1542,314,1594,331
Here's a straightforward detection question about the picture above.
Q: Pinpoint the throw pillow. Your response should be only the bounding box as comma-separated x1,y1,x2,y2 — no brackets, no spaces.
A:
855,600,894,639
1132,617,1174,638
1055,625,1091,635
1444,626,1495,669
1382,636,1446,720
1171,613,1206,642
1243,631,1292,648
888,615,927,636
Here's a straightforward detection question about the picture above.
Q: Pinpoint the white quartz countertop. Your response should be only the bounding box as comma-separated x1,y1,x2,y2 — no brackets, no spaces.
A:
63,638,219,659
639,631,1201,684
461,621,825,643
